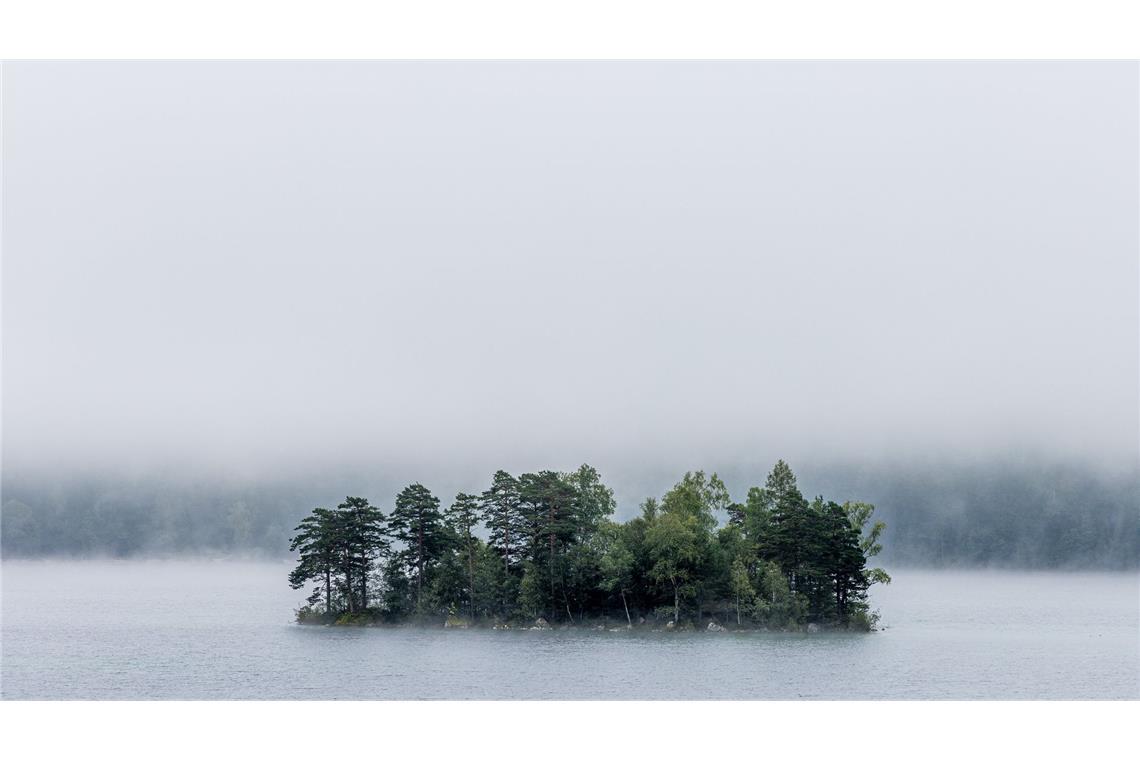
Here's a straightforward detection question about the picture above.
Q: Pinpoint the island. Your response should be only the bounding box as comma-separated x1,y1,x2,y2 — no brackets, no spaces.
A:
288,460,890,632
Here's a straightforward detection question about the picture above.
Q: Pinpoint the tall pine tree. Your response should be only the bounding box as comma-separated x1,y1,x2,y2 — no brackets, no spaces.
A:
388,483,448,611
444,492,482,617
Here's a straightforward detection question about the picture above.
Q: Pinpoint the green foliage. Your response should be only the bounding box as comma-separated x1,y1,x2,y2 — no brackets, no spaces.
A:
845,500,892,586
480,470,526,579
517,562,544,620
285,460,890,630
645,510,705,624
729,557,755,625
564,463,617,540
288,498,387,615
444,492,483,617
388,483,448,611
660,470,724,532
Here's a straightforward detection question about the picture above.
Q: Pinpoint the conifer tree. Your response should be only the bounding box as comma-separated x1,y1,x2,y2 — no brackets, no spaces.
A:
519,470,579,617
821,501,870,624
445,492,482,617
388,483,448,611
480,470,525,614
288,507,340,615
564,464,616,541
336,496,388,610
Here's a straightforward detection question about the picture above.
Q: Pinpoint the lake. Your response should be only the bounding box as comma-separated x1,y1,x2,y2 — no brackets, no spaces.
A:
1,560,1136,699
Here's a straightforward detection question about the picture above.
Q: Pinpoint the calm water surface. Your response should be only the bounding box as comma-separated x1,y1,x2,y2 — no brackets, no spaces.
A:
2,560,1137,699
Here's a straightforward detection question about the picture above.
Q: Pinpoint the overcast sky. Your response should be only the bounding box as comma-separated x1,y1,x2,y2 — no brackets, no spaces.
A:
3,62,1137,478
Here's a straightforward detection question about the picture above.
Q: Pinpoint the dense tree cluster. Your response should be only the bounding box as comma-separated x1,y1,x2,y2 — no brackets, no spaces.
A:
288,461,891,630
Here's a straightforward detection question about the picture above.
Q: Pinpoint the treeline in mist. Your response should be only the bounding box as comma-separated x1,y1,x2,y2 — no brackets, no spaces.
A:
1,460,1136,568
288,461,888,630
817,461,1139,569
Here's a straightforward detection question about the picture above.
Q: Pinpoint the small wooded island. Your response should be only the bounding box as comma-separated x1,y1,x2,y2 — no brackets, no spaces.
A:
289,461,890,632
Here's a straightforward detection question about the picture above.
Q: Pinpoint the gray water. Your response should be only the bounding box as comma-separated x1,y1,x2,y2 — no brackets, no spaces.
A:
1,560,1137,699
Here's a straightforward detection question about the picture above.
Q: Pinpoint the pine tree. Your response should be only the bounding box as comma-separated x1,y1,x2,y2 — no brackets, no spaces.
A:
335,496,388,610
564,464,616,542
822,500,870,625
445,492,482,617
480,470,525,614
388,483,448,611
757,460,811,592
288,507,340,615
288,497,386,615
519,470,580,618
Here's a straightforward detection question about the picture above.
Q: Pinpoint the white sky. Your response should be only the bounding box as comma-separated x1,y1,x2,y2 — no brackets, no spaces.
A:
3,61,1137,477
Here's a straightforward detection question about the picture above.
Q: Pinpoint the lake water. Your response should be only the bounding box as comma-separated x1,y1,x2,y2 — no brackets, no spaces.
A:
1,560,1136,699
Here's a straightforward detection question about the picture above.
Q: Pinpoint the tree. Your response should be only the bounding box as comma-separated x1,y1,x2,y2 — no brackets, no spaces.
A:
472,541,511,619
481,470,525,575
822,501,870,625
445,492,482,617
844,500,892,586
388,483,448,611
741,486,773,544
519,470,579,619
645,511,703,624
428,549,468,619
660,470,725,532
596,520,636,626
757,461,811,592
288,497,387,616
659,472,724,620
755,559,800,627
729,557,755,626
564,464,616,542
762,460,802,508
518,562,544,621
288,507,339,615
336,496,388,610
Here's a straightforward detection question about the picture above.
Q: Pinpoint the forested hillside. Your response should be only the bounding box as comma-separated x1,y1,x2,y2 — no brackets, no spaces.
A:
2,459,1136,568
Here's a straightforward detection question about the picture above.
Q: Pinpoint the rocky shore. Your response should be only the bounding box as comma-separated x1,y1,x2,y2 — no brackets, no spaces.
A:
297,610,867,633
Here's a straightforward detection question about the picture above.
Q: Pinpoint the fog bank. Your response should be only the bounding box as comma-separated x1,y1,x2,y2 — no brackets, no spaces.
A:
3,62,1137,476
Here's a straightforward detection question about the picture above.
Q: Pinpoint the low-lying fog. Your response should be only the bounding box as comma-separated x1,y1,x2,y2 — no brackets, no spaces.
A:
3,62,1137,568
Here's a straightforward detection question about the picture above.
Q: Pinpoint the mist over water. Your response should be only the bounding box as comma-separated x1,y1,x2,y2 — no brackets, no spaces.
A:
2,560,1136,699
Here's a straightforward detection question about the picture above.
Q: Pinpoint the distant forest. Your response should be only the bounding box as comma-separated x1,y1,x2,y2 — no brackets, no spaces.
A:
2,459,1137,568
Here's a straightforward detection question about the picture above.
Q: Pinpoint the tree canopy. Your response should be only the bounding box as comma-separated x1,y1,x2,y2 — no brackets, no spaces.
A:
288,461,893,630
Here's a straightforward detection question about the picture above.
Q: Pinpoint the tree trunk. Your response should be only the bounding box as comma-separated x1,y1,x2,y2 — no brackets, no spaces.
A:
417,523,424,607
345,566,354,612
360,553,368,610
504,518,511,611
549,502,557,617
673,582,680,624
467,542,475,618
325,568,332,615
621,589,631,626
